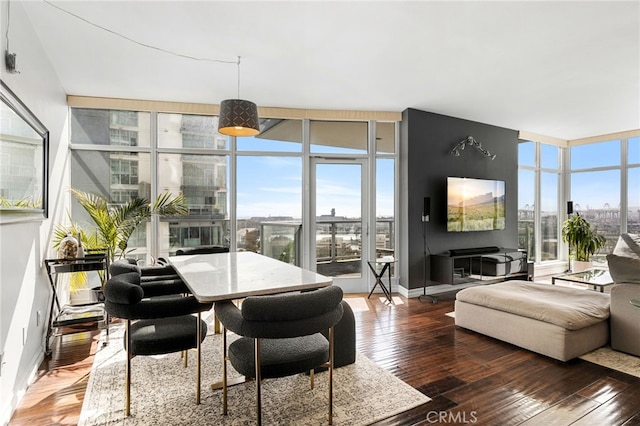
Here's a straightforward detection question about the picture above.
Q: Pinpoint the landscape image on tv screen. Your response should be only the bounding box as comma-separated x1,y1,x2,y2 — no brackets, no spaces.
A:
447,177,505,232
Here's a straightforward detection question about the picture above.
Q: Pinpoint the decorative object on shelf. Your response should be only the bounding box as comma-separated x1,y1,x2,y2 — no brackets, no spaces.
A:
76,232,85,258
58,234,78,260
449,136,496,160
218,56,261,137
562,213,606,272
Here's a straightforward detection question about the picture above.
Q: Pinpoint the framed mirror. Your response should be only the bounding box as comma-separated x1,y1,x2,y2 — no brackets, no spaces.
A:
0,79,49,222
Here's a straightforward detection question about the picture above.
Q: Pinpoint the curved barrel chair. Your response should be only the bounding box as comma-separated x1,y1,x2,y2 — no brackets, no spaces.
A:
109,258,188,296
215,285,344,425
103,272,213,416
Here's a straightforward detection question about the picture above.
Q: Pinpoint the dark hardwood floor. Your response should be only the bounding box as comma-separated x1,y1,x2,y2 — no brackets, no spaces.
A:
10,293,640,425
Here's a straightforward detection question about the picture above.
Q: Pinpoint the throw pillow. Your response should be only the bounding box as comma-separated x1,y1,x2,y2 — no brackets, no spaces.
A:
607,253,640,284
613,233,640,258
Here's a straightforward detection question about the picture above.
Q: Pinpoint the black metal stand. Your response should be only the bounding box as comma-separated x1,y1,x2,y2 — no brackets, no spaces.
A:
367,260,393,303
44,251,109,356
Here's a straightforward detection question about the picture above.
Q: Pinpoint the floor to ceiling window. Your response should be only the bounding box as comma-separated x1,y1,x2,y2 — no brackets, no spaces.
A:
570,139,622,256
570,136,639,250
69,107,398,283
518,140,562,262
627,137,640,234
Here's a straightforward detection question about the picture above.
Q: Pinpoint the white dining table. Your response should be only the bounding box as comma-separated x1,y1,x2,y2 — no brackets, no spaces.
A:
168,251,333,302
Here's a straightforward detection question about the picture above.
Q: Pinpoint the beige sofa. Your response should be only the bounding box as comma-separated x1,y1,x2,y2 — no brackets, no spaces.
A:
608,233,640,356
455,280,610,361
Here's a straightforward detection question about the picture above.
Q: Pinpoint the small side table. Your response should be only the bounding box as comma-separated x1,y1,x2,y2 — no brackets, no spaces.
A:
367,257,397,303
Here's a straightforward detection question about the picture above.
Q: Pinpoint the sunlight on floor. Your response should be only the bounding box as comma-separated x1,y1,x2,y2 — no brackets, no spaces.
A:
344,297,370,312
380,296,404,305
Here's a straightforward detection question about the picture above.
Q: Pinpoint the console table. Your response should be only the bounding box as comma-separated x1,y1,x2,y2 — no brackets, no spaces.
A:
430,247,531,285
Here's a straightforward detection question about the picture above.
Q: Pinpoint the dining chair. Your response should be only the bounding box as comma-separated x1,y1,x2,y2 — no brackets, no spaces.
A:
103,272,213,416
109,258,188,296
215,285,344,425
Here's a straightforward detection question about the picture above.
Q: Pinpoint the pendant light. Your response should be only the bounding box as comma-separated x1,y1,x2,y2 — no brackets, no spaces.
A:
218,56,260,136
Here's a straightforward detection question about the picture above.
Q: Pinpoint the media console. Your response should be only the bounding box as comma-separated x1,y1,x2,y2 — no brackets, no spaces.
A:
430,247,533,285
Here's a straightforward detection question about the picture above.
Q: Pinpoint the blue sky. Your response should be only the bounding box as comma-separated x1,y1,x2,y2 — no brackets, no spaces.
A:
235,137,395,219
519,137,639,212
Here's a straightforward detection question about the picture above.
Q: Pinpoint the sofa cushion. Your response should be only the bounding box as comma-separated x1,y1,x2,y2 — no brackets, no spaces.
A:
456,280,610,330
608,233,640,285
607,254,640,284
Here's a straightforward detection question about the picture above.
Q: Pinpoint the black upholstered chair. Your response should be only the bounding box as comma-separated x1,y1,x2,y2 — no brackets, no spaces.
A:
215,285,344,425
109,258,188,296
321,300,356,370
175,245,230,255
103,272,213,416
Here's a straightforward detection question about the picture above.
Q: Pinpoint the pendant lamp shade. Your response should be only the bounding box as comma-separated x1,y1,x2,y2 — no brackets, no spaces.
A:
218,99,260,136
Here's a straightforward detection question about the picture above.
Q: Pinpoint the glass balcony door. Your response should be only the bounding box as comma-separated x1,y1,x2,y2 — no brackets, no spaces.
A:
310,158,369,293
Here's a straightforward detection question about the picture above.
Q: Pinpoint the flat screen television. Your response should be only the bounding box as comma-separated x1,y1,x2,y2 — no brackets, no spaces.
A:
447,177,505,232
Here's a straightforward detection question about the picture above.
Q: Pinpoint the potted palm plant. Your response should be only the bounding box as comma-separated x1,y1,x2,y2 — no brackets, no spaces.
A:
53,189,188,300
69,188,188,262
561,213,606,272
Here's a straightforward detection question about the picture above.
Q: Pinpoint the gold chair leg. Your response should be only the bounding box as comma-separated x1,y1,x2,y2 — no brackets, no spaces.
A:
125,319,132,417
328,326,334,425
196,312,201,404
222,326,228,415
310,369,315,390
255,338,262,426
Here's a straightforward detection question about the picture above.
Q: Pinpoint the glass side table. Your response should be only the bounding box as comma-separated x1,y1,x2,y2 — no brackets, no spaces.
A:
551,268,614,292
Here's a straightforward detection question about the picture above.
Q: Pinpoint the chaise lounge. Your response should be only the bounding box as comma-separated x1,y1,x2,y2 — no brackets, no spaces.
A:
455,280,610,361
455,233,640,361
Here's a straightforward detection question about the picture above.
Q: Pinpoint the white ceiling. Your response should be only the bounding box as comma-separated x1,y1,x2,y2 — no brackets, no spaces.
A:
20,1,640,140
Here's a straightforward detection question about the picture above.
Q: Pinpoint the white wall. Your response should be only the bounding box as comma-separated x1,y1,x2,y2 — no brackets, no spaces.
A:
0,1,70,423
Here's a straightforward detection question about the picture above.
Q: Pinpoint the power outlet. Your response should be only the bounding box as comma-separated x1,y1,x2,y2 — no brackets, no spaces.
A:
36,311,42,327
23,326,27,346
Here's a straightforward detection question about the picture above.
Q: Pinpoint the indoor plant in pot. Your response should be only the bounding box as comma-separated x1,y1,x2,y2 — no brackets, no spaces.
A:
561,213,606,272
53,189,188,301
70,188,188,263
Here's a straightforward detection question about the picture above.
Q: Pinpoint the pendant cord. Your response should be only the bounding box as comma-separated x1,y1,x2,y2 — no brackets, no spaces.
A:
237,56,241,99
42,0,237,64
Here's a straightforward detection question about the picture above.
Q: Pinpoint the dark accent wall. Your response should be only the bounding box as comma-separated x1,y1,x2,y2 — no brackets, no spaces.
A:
401,108,519,290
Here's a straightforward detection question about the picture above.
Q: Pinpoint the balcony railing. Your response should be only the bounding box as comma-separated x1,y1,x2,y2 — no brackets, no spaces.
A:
260,218,395,277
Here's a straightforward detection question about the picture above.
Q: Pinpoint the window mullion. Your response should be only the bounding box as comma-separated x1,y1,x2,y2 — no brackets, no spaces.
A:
150,112,159,261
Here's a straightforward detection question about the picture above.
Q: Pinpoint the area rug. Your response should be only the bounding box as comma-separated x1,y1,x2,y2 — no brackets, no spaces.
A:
79,325,431,425
579,346,640,378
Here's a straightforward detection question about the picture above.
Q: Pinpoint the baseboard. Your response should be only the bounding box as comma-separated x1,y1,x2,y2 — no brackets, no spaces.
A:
1,346,45,426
